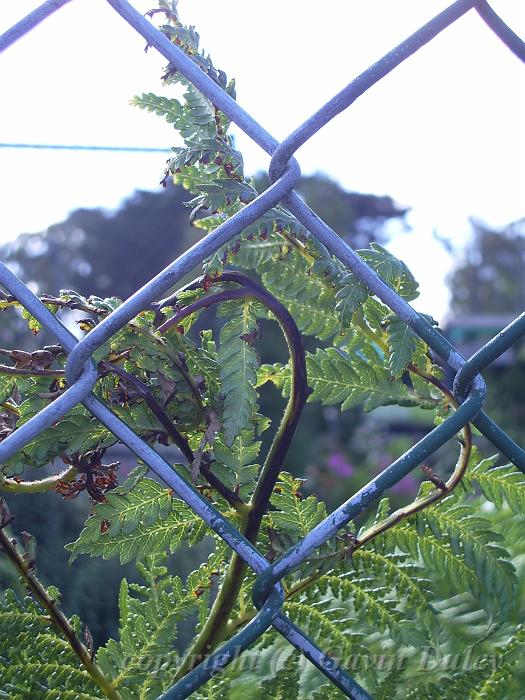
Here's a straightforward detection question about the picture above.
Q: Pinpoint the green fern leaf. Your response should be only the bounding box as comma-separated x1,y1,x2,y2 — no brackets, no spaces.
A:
313,573,428,647
186,178,256,217
256,362,291,395
466,454,525,515
386,314,417,377
66,470,208,564
196,213,287,272
192,672,232,699
2,405,114,477
259,652,300,699
334,244,419,326
261,255,339,341
311,685,347,699
284,599,368,670
0,589,99,699
185,342,222,398
212,428,263,497
305,347,419,412
169,137,243,178
219,300,260,445
334,273,370,326
406,624,525,700
131,92,185,128
471,624,525,699
232,233,287,269
350,548,437,635
381,496,518,618
0,375,15,404
269,472,327,540
96,559,205,698
360,243,419,300
374,668,403,700
419,497,518,615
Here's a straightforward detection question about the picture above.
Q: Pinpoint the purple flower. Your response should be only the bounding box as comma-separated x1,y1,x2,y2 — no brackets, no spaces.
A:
326,451,354,478
391,473,418,494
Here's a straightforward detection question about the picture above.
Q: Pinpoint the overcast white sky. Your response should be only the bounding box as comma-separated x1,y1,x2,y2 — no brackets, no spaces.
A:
0,0,524,320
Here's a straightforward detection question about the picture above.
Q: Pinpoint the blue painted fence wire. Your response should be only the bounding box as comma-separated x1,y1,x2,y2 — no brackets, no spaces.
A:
0,2,524,698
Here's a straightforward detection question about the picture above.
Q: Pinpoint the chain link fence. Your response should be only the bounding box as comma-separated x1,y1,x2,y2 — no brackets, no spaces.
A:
1,2,524,698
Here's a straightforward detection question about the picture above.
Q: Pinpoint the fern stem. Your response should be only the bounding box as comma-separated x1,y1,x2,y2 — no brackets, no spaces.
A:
0,401,20,416
152,339,206,413
170,272,308,679
2,292,205,411
356,421,471,547
101,361,194,461
0,466,77,494
407,361,458,407
226,367,473,636
0,363,65,377
101,361,247,513
281,232,316,265
1,294,107,317
0,527,122,700
124,322,205,413
353,309,389,353
354,312,460,410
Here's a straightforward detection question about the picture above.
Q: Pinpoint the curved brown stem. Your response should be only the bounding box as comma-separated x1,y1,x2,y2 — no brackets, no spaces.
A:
168,272,308,679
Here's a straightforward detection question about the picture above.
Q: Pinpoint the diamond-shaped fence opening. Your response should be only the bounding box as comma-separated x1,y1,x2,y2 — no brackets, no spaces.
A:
1,2,524,699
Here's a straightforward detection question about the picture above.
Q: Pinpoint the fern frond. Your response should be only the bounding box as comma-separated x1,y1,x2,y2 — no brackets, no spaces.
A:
351,548,437,635
192,672,232,699
406,624,525,700
232,233,287,269
386,314,417,377
0,590,99,699
466,454,525,515
269,472,327,540
311,685,347,699
259,651,300,699
380,496,518,618
374,668,403,700
360,244,419,300
334,274,369,326
169,137,243,177
284,599,368,666
419,498,518,616
185,343,222,398
256,363,291,394
196,212,288,273
131,93,185,128
311,573,428,647
218,300,260,445
261,255,339,341
471,624,525,699
3,405,111,477
66,470,208,564
212,427,264,498
182,178,257,219
335,243,419,325
96,562,199,698
305,347,420,411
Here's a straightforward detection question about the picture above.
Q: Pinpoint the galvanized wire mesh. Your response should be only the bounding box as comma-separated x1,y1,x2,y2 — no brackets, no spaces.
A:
1,2,524,698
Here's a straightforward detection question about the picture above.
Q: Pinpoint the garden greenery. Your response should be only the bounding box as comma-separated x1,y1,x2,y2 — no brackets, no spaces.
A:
0,3,524,698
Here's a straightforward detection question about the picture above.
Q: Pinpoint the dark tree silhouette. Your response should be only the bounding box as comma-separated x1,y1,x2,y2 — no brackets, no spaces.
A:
448,218,525,314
